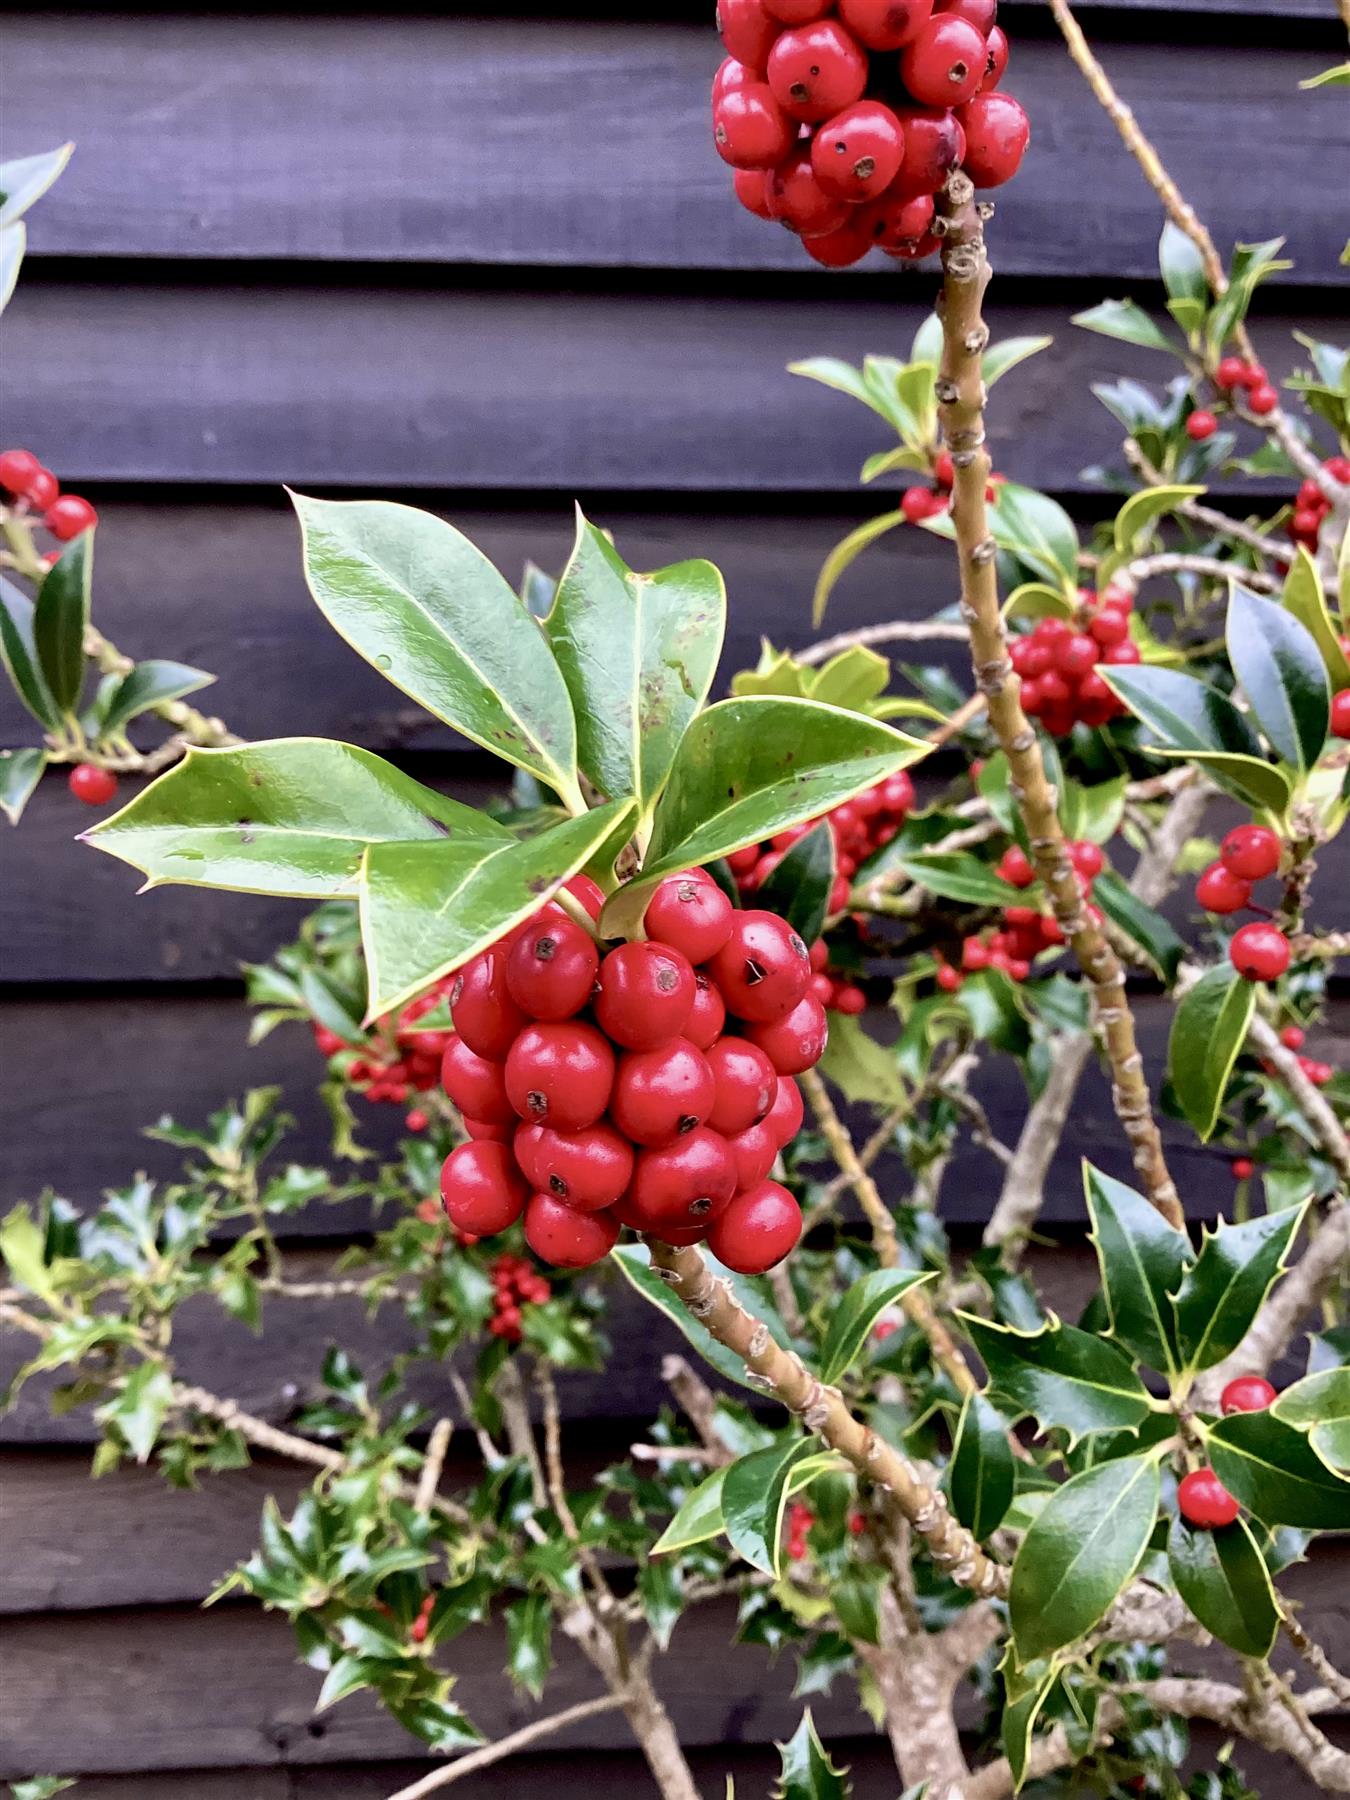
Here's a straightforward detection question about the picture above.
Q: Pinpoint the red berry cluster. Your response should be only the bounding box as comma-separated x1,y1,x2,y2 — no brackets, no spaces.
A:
488,1251,552,1341
1275,1022,1333,1089
727,770,915,913
901,454,1004,523
1287,456,1350,556
1193,827,1293,984
0,447,98,549
1213,356,1280,419
786,1499,815,1560
807,935,868,1015
437,870,821,1274
936,840,1103,989
1178,1374,1276,1530
316,979,455,1124
712,0,1029,270
1008,592,1139,737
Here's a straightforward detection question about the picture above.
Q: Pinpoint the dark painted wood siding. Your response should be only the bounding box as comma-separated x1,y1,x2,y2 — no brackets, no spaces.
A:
1,5,1347,1794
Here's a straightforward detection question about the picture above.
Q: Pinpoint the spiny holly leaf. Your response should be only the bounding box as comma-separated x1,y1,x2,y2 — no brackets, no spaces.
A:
0,575,60,729
774,1710,852,1800
293,494,584,807
544,512,724,818
1168,963,1256,1141
1172,1204,1309,1375
85,739,507,898
962,1314,1153,1447
1009,1451,1161,1664
359,798,635,1018
637,1559,684,1651
95,1360,174,1463
1167,1515,1279,1657
1206,1410,1350,1530
948,1391,1016,1540
754,821,836,946
33,530,93,717
816,1268,935,1384
723,1438,820,1577
1084,1164,1190,1377
1226,583,1329,773
1273,1367,1350,1472
505,1592,552,1699
818,1011,907,1108
0,746,46,826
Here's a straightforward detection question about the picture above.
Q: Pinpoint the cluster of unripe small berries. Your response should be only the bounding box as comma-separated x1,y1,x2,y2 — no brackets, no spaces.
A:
1177,1372,1278,1529
934,839,1103,990
712,0,1029,269
436,870,823,1273
1008,591,1140,737
314,981,453,1128
488,1251,553,1341
1286,456,1350,556
728,770,915,912
0,447,99,548
1192,826,1294,986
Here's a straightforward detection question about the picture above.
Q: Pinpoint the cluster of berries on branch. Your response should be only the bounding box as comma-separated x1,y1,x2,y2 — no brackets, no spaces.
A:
1286,455,1350,558
1273,1021,1334,1090
1178,1372,1278,1530
935,839,1104,990
437,869,822,1273
712,0,1029,269
314,979,455,1128
0,446,99,549
1008,590,1139,738
488,1252,552,1341
727,769,915,913
1192,825,1295,987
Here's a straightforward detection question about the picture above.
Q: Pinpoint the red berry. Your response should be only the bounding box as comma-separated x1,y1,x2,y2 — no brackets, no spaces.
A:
1230,1157,1254,1181
832,982,866,1014
727,844,762,876
713,86,795,169
1195,862,1252,916
955,92,1030,188
934,0,996,28
891,105,965,195
0,448,41,494
43,495,98,540
1089,606,1130,648
1220,824,1281,882
767,21,870,124
713,56,757,105
744,995,830,1074
1247,383,1279,417
67,763,119,806
611,1039,716,1146
997,845,1035,889
765,0,833,19
533,1121,634,1212
1220,1374,1277,1416
726,1120,779,1190
440,1141,528,1236
451,948,529,1060
1279,1024,1306,1051
1102,639,1141,666
1055,632,1099,681
717,0,781,71
766,148,853,237
1229,922,1291,983
1215,356,1248,391
802,219,873,267
811,101,906,203
901,483,943,523
764,1074,805,1146
628,1127,738,1232
505,916,599,1021
707,910,811,1023
514,1121,548,1187
933,450,955,487
464,1115,512,1143
1326,456,1350,483
594,940,696,1050
838,0,933,51
685,970,728,1051
405,1108,429,1133
731,167,775,220
704,1038,779,1134
1178,1468,1240,1529
442,1035,516,1125
706,1180,803,1273
935,963,962,992
1069,841,1105,882
1184,409,1218,443
979,23,1008,90
1330,689,1350,739
644,868,735,964
313,1025,345,1058
505,1022,615,1130
523,1193,620,1268
858,186,935,253
900,16,986,107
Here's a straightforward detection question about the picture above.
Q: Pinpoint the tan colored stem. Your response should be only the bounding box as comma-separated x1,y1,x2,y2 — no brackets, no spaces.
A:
414,1417,452,1516
383,1692,631,1800
798,617,972,664
936,174,1182,1230
1121,552,1280,596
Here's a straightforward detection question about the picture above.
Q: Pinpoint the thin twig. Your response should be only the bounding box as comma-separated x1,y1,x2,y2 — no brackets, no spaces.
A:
797,617,972,664
536,1361,612,1605
1124,441,1288,561
414,1418,452,1516
1121,551,1281,596
383,1691,632,1800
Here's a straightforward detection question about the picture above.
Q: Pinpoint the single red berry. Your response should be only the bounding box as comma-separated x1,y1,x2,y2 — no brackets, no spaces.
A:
713,85,795,169
705,1037,779,1134
611,1039,716,1146
685,970,728,1051
67,763,119,806
594,940,697,1050
901,483,943,523
838,0,933,50
523,1193,620,1268
811,101,906,203
764,1074,805,1147
1326,455,1350,483
1220,1374,1278,1416
464,1115,512,1142
717,0,781,71
505,1021,615,1131
1089,606,1130,648
932,449,955,487
766,148,853,237
313,1024,345,1058
707,909,811,1023
644,868,735,964
706,1180,803,1273
858,186,935,253
744,994,830,1074
900,15,986,108
0,448,41,494
832,982,866,1014
514,1121,548,1187
935,963,962,992
979,22,1008,90
1220,824,1281,882
18,464,59,508
732,168,776,219
997,845,1035,889
767,21,870,123
1055,632,1100,681
440,1141,528,1237
713,55,757,105
1230,1156,1254,1181
505,916,599,1021
801,219,873,267
1195,862,1252,916
1102,639,1141,666
533,1121,634,1212
1247,383,1279,416
1186,409,1218,442
1215,356,1248,391
1280,1024,1306,1051
934,0,996,28
955,92,1030,187
726,1120,779,1191
451,948,529,1060
1330,689,1350,739
1230,922,1291,983
43,495,98,540
405,1108,429,1133
1178,1468,1241,1530
727,844,762,876
627,1127,738,1231
891,105,965,195
442,1035,516,1125
557,872,606,922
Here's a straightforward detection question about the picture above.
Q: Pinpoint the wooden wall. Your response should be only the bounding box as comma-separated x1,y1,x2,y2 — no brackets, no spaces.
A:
2,3,1348,1794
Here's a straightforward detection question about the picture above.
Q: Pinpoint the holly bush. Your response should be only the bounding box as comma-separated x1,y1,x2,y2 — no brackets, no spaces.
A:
3,8,1350,1800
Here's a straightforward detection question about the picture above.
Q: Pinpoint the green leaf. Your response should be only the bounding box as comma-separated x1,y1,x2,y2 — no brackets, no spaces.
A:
0,575,60,728
1159,222,1210,308
1084,1164,1189,1376
33,532,93,716
1000,1655,1059,1793
817,1269,936,1384
1168,1514,1279,1657
1168,963,1257,1141
505,1592,552,1699
85,738,506,898
1301,60,1350,89
807,646,890,713
774,1710,851,1800
1073,300,1179,356
963,1315,1152,1447
860,446,929,484
949,1391,1015,1539
100,660,216,738
0,143,73,228
601,697,927,935
1114,486,1206,554
1207,1410,1350,1530
0,747,46,825
788,356,897,426
0,1203,61,1303
1093,870,1185,984
810,512,905,627
1173,1205,1308,1375
544,512,723,816
984,483,1080,591
1059,776,1128,846
984,334,1054,386
897,850,1015,907
723,1437,819,1577
818,1011,906,1108
97,1360,174,1463
1003,581,1076,625
637,1558,684,1651
1100,664,1291,813
1227,583,1329,773
1273,1368,1350,1469
612,1241,788,1395
653,1467,728,1555
1284,548,1350,688
292,493,582,805
754,822,837,947
360,798,634,1017
1009,1452,1161,1663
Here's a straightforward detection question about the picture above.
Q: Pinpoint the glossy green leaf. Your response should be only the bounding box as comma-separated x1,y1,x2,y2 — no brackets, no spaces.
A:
1168,963,1257,1141
1084,1164,1189,1376
1059,776,1128,846
1167,1514,1279,1657
1101,663,1292,812
1284,548,1350,690
983,334,1054,386
1273,1367,1350,1470
100,660,216,738
0,746,46,825
949,1391,1016,1540
724,1437,819,1577
1159,221,1210,308
774,1711,851,1800
1114,485,1206,554
637,1558,684,1651
860,445,929,484
963,1315,1152,1447
97,1360,174,1463
897,851,1015,907
360,798,634,1017
807,646,890,713
612,1242,783,1395
0,575,60,728
1073,299,1178,355
817,1269,935,1384
985,482,1080,590
653,1466,730,1555
600,697,927,936
33,532,93,716
1227,582,1329,773
1003,581,1076,624
788,356,900,427
1009,1452,1161,1664
754,822,836,946
505,1592,552,1699
544,512,723,816
292,494,582,805
0,143,73,228
818,1012,907,1108
1093,870,1185,984
1207,1410,1350,1530
1172,1204,1308,1374
810,512,905,627
85,738,506,899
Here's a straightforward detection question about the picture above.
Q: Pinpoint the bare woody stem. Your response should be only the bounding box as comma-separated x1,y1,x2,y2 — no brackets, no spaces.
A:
935,173,1183,1230
384,1692,632,1800
645,1237,1007,1599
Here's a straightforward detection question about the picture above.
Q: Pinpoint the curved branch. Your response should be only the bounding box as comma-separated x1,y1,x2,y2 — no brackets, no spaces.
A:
383,1691,632,1800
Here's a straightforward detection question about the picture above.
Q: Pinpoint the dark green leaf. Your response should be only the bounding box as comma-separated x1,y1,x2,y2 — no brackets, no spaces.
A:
949,1392,1016,1539
0,747,46,825
1226,584,1329,773
613,1242,785,1395
983,482,1080,590
505,1592,552,1698
1159,222,1209,308
388,1697,482,1752
96,1360,174,1463
774,1710,852,1800
1173,1205,1308,1374
1084,1164,1189,1377
637,1558,683,1651
1073,300,1178,355
832,1565,885,1645
1000,1653,1059,1791
897,851,1015,906
1207,1410,1350,1530
1094,870,1186,984
755,822,836,946
1167,1514,1279,1657
818,1012,907,1108
963,1315,1153,1446
33,533,92,716
1101,665,1291,813
723,1438,819,1577
100,660,215,737
817,1269,935,1384
0,575,60,728
1168,964,1257,1141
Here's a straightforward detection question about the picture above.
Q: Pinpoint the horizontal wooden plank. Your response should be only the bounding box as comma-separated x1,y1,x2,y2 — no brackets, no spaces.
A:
3,283,1338,496
4,19,1343,281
